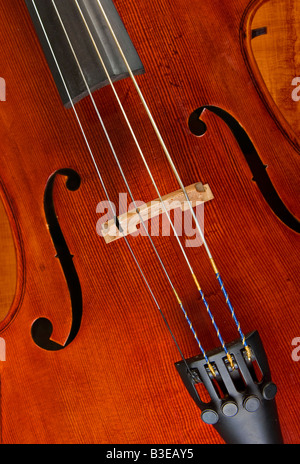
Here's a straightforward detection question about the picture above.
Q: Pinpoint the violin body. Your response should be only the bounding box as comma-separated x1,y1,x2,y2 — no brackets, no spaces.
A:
0,0,299,444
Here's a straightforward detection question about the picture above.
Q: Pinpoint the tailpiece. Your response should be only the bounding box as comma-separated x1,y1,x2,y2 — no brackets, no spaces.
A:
175,331,283,444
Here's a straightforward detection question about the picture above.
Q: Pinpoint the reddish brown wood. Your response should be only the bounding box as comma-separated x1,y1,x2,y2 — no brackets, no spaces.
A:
250,0,300,145
0,0,299,444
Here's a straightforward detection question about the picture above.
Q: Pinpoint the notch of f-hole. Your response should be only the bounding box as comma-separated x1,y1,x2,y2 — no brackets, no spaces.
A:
31,169,83,351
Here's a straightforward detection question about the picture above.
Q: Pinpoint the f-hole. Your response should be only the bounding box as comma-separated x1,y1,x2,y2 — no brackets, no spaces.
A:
188,105,300,233
31,169,83,351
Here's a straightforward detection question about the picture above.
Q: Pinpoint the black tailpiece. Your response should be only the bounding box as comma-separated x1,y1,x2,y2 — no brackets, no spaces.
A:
175,331,283,444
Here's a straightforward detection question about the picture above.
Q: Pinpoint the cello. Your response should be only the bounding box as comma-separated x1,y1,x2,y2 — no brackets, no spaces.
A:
0,0,299,444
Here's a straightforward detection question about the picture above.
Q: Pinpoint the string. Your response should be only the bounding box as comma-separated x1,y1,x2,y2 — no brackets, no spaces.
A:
30,0,216,377
94,0,251,360
72,0,242,366
52,0,224,375
68,0,234,371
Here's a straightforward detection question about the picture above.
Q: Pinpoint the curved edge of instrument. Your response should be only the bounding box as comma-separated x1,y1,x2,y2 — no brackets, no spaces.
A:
0,177,25,334
240,0,300,153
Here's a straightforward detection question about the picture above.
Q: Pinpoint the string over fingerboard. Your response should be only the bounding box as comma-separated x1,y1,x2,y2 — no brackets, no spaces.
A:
25,0,144,106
